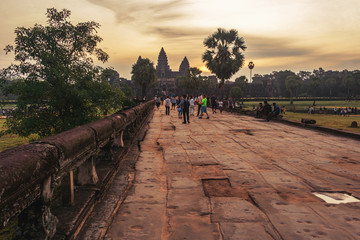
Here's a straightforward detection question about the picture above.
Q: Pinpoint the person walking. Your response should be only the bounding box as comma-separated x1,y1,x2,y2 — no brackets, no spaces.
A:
155,96,161,109
165,96,171,115
171,96,177,110
199,94,210,119
181,95,190,124
189,96,195,116
211,94,217,114
228,97,234,113
218,99,223,114
197,95,202,117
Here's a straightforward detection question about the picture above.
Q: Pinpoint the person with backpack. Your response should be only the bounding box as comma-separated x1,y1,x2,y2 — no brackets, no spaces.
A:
180,95,190,124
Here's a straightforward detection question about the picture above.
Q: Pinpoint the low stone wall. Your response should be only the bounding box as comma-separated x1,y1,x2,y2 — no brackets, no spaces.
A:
0,100,155,239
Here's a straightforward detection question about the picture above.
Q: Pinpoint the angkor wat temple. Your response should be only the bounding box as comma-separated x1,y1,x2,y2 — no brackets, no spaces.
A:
156,47,189,92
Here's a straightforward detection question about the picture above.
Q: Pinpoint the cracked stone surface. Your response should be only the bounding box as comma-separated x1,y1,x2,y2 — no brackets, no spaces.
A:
105,107,360,240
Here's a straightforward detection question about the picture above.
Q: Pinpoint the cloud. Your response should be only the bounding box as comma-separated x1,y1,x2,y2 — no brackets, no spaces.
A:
86,0,189,24
144,26,211,39
245,35,315,58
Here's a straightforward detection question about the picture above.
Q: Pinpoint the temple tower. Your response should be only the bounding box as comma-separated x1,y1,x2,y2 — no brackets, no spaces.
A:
179,56,189,75
156,47,172,78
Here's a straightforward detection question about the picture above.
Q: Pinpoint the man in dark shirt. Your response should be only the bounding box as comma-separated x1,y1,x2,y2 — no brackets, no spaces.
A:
210,94,217,114
263,100,272,118
266,102,280,121
180,95,190,124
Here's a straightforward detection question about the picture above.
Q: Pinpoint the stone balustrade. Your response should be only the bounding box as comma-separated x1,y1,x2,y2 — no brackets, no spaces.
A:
0,100,154,239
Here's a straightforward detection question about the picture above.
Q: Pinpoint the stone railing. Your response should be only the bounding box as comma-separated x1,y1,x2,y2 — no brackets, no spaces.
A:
0,100,155,239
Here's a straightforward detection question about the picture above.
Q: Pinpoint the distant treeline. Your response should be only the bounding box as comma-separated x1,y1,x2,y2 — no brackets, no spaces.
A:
247,68,360,98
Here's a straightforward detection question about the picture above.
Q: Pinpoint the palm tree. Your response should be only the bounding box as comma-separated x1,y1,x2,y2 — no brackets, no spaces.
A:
202,28,246,88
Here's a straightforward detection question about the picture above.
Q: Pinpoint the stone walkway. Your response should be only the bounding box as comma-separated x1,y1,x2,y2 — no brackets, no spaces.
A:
105,107,360,240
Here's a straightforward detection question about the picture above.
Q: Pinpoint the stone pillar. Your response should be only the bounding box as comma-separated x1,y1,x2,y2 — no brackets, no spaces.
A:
77,157,99,185
62,170,74,206
13,176,58,240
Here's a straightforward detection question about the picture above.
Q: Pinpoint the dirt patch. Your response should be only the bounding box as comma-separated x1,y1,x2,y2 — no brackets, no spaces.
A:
202,178,248,198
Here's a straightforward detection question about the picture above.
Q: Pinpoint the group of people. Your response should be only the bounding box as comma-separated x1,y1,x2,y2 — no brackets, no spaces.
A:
254,101,280,121
156,94,241,124
1,108,15,118
333,107,358,116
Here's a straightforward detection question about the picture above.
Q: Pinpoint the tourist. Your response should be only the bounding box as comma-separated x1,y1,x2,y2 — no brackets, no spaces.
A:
177,96,183,119
263,101,272,119
160,96,164,105
171,96,177,110
211,94,217,114
189,96,195,116
256,103,263,118
180,95,190,124
266,102,280,122
228,97,234,113
218,99,224,114
199,94,210,119
155,96,161,109
197,95,202,116
165,96,171,115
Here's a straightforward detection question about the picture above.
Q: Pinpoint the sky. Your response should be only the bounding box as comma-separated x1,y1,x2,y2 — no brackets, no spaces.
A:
1,0,360,80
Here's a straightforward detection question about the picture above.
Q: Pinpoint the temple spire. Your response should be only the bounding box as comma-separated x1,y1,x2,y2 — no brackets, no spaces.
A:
179,56,189,74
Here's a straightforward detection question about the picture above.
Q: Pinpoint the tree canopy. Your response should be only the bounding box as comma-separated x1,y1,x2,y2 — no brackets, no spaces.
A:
131,57,157,98
176,67,203,96
0,8,124,137
202,28,246,88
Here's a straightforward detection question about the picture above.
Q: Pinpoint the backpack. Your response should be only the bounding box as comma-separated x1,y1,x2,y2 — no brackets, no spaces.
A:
183,99,190,109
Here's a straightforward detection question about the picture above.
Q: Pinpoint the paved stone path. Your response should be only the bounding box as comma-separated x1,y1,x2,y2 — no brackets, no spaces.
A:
105,107,360,240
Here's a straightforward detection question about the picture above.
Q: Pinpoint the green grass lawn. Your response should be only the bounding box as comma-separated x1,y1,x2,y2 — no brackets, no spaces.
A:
0,119,29,152
282,112,360,133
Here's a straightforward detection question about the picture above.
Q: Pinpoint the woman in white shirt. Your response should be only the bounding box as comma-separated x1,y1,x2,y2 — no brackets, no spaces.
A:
189,96,195,116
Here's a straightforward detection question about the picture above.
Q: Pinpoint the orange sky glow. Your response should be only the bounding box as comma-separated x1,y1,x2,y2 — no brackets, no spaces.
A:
1,0,360,80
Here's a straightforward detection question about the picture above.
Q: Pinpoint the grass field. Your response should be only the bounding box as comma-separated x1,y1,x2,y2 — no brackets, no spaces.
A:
241,100,360,111
282,112,360,133
0,119,29,152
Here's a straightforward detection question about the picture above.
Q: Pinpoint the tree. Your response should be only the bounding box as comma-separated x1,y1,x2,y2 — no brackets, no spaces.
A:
131,57,157,98
230,87,242,100
325,77,337,96
272,70,297,97
235,76,248,103
0,8,123,137
202,28,246,88
342,74,356,97
201,76,217,96
285,75,302,104
176,67,203,95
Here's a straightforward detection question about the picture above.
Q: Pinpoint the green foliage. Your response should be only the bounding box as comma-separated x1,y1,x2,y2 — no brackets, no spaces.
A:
0,8,123,137
285,75,302,103
230,87,242,100
176,67,203,95
131,57,157,98
201,76,217,95
202,28,246,88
